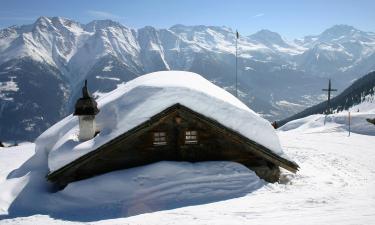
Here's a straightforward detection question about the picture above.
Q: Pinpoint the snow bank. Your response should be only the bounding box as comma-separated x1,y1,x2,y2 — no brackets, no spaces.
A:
279,112,375,135
0,157,264,220
58,161,264,218
0,143,35,215
39,71,283,172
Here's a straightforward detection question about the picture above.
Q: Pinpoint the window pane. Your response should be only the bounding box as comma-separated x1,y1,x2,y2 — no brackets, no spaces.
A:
153,132,167,145
185,130,198,144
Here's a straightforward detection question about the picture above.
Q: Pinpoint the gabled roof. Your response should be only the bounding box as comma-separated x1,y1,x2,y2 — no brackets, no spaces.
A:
47,103,298,182
39,71,290,173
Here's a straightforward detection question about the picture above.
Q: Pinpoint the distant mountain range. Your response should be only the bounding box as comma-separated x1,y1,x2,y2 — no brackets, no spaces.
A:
277,71,375,127
1,16,375,141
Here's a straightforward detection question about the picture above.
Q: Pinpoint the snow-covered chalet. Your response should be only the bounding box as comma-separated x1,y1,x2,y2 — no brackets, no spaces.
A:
46,71,299,188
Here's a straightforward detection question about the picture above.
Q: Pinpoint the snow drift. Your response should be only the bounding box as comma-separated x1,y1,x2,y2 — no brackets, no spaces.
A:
280,87,375,135
40,71,284,172
0,142,265,220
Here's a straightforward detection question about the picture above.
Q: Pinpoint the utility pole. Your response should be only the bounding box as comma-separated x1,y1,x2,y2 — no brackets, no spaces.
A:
235,30,239,98
322,79,337,114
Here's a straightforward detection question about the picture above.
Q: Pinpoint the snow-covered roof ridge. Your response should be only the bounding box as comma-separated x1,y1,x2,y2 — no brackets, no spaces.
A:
40,71,284,172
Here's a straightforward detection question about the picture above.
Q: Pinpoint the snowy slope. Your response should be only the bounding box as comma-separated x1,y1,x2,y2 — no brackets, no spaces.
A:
349,93,375,113
41,71,283,172
1,109,374,224
278,70,375,127
279,76,375,135
280,112,375,136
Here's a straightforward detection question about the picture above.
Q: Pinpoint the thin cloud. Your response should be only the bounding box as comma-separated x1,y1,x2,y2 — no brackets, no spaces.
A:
253,13,264,18
87,10,124,20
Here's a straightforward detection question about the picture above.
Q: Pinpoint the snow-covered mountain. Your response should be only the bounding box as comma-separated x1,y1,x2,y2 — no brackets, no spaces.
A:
1,17,375,141
296,25,375,77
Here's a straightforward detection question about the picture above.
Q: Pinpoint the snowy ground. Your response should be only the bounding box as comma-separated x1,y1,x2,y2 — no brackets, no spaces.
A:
1,112,375,224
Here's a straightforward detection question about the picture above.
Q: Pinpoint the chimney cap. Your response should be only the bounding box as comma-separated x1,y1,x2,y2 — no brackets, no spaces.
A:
74,80,99,116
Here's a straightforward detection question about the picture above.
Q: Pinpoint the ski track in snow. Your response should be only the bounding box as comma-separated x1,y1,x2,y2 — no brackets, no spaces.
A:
1,121,375,224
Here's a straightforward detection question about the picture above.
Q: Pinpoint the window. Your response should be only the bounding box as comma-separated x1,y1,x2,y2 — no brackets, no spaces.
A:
185,130,198,144
153,132,167,146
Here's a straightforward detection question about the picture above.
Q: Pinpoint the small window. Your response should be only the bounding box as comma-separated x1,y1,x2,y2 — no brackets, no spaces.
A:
185,130,198,144
153,132,167,146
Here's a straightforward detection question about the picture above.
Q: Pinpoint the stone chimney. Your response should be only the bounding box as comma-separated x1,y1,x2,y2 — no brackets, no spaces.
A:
74,80,99,141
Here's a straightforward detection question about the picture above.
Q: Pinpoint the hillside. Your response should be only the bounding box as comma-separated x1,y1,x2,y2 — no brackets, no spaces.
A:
277,71,375,127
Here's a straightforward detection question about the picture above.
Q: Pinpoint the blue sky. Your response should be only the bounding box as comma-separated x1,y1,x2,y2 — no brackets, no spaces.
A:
0,0,374,39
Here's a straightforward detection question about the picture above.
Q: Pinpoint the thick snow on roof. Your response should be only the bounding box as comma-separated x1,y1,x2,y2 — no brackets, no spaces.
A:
40,71,284,172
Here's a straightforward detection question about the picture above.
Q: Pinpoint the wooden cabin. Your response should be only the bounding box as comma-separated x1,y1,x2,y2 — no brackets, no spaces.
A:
47,103,298,188
46,72,299,188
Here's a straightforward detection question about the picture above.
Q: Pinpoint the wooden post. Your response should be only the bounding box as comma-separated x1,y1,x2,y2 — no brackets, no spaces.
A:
348,111,351,137
322,79,337,114
235,30,239,98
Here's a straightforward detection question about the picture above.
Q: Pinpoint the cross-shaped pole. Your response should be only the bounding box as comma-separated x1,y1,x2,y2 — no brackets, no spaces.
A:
322,79,337,114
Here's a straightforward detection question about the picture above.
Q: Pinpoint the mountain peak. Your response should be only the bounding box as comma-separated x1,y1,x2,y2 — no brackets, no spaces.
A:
249,29,288,47
85,19,124,32
170,24,232,33
301,24,373,46
34,16,52,26
34,16,75,28
252,29,281,37
321,24,359,37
